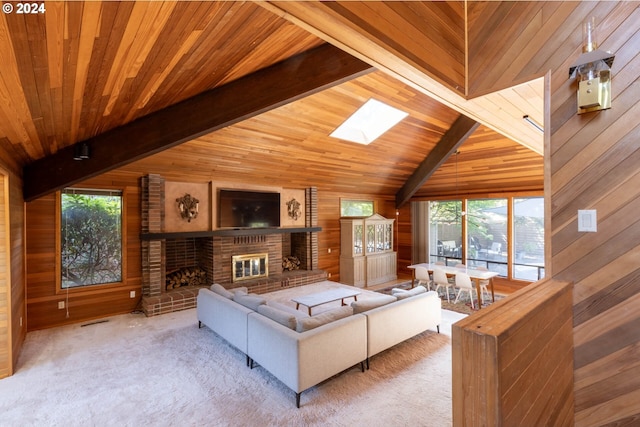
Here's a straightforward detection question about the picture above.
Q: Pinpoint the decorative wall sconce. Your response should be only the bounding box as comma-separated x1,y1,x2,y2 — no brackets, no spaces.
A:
73,142,90,160
176,193,199,222
569,17,615,114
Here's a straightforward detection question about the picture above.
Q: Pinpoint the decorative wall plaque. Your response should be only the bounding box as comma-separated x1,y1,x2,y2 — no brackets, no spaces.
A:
286,198,302,221
176,193,199,222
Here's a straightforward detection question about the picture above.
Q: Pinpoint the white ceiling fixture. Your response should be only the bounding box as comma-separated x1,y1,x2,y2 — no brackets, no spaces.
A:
330,98,409,145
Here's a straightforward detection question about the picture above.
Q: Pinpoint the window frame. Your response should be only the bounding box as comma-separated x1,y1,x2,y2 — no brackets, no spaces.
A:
55,187,128,294
340,198,375,218
424,193,545,283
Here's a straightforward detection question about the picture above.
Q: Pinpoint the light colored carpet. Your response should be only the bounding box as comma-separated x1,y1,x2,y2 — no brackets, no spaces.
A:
0,283,466,427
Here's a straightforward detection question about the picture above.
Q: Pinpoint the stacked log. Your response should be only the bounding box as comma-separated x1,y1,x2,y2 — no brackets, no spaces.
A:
282,256,301,271
166,266,207,290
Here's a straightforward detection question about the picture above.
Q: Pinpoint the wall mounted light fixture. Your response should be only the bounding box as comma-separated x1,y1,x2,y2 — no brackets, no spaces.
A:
73,142,90,160
568,17,615,114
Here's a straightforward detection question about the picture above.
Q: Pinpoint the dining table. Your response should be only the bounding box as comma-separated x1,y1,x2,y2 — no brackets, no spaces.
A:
407,263,500,309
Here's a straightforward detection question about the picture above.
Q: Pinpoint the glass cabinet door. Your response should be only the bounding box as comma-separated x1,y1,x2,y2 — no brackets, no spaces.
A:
376,224,385,252
366,224,376,253
385,223,392,250
353,224,363,255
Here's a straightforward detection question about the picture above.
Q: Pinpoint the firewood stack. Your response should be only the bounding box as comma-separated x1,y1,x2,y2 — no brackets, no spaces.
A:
166,266,207,291
282,256,301,271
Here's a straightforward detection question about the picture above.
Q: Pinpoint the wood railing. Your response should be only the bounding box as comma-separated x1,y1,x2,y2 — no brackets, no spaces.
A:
452,278,574,426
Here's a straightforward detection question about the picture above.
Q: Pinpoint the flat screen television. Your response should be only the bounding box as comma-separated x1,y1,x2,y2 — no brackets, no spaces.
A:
218,189,281,229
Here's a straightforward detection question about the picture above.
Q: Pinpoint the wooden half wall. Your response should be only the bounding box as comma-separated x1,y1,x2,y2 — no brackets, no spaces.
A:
452,278,574,426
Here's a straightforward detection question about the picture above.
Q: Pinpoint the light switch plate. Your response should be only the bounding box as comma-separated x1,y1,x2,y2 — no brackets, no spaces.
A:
578,209,597,232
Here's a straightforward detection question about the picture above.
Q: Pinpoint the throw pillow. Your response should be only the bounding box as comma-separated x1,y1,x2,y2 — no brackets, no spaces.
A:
392,285,427,300
233,293,267,311
295,306,353,333
393,290,411,300
210,283,233,299
406,285,427,296
351,294,397,313
257,305,297,330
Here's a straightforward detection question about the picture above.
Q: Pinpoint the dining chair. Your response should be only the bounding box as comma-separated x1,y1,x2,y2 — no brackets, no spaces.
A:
414,266,432,290
432,268,452,303
475,266,492,304
454,272,476,309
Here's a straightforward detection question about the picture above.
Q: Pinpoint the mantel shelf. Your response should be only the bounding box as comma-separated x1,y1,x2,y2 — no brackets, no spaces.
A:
140,226,322,240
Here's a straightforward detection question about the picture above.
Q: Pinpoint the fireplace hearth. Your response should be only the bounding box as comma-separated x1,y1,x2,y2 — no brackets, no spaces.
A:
140,175,323,316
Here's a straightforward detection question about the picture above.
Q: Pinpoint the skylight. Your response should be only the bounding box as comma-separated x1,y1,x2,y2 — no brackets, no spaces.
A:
330,98,409,145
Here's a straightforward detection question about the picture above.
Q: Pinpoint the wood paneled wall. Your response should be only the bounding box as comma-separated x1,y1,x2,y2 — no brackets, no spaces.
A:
23,169,401,330
0,172,10,378
315,190,397,282
549,7,640,425
25,173,141,331
0,158,26,379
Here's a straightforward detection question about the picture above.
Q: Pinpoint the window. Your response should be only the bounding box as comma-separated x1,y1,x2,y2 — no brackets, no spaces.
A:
422,195,545,282
60,188,123,288
466,199,508,276
340,199,374,217
513,197,545,280
429,200,462,265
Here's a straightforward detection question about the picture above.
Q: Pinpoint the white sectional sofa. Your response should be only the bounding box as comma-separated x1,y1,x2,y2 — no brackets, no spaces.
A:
361,290,442,369
196,283,441,407
197,286,254,366
247,308,367,408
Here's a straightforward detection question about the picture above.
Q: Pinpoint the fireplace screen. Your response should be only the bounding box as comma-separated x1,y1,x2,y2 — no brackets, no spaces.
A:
232,253,268,282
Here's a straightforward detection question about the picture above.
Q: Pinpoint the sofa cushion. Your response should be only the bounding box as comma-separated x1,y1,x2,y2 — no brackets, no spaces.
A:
233,293,267,311
257,305,297,330
267,301,310,319
295,306,353,333
210,283,233,299
392,285,427,300
351,294,397,313
232,287,249,297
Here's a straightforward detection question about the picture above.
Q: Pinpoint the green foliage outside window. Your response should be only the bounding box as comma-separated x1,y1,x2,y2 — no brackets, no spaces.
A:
340,199,374,217
61,190,123,288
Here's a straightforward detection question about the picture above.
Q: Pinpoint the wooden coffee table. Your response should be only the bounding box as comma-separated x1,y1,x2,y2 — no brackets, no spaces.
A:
291,288,361,315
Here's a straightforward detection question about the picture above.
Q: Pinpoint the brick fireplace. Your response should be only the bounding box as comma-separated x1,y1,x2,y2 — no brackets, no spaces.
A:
140,174,325,316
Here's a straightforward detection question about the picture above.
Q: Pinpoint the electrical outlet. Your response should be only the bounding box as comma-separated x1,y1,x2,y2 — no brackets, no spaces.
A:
20,317,23,327
130,290,136,298
327,273,332,278
328,248,331,254
58,301,65,309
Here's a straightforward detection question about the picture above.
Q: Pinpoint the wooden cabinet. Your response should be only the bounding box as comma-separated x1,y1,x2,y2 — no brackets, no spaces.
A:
340,214,397,287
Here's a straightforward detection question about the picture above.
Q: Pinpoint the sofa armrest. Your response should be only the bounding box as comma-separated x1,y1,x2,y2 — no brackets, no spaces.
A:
364,290,442,358
247,312,367,393
197,288,253,354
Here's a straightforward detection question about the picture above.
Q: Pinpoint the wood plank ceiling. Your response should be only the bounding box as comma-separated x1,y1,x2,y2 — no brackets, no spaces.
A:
0,1,545,203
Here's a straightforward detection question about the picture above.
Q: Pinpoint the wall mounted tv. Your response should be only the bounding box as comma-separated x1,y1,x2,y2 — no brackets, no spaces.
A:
218,189,281,229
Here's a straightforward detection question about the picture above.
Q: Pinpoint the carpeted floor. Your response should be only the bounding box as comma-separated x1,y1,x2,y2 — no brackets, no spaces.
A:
0,283,466,427
377,281,504,315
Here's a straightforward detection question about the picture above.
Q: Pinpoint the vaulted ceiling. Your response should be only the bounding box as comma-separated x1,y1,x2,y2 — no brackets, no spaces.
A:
2,1,607,204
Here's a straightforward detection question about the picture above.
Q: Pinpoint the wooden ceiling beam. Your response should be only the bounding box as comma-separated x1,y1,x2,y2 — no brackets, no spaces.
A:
23,43,373,201
395,114,480,208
